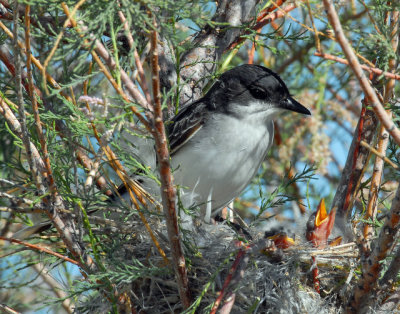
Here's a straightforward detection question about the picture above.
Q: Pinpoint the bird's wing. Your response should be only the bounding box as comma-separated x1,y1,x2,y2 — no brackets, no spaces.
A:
166,100,209,155
112,100,208,200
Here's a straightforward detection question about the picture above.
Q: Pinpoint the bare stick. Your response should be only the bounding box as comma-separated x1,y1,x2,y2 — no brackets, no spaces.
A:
323,0,400,147
150,18,191,309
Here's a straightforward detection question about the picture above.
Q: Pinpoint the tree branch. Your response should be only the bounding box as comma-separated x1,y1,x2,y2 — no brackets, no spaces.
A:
348,184,400,312
314,52,400,81
150,17,191,309
323,0,400,147
177,0,260,105
363,10,399,252
331,106,377,223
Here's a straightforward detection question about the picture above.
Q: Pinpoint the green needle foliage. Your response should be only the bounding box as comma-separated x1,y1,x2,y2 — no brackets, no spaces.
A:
1,1,400,313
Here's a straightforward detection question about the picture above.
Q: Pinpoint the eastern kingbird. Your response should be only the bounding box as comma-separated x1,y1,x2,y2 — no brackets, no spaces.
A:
124,64,310,222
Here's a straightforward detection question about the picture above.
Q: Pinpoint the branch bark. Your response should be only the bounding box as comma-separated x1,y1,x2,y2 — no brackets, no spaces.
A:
150,18,191,309
363,10,399,252
330,106,377,228
175,0,260,105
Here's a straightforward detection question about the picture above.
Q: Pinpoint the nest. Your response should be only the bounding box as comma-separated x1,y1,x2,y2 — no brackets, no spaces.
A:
74,207,359,314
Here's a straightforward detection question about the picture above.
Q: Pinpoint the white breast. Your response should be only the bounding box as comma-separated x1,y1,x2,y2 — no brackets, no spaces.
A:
171,107,274,221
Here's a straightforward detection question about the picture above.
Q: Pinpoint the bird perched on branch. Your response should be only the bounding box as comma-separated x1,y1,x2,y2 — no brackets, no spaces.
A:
121,64,310,223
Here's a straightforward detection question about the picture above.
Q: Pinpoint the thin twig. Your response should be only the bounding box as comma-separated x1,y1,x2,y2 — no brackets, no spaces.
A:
0,191,33,205
150,17,191,309
273,1,374,69
323,0,400,147
228,3,297,51
359,140,398,169
42,0,87,95
0,98,44,170
256,0,286,23
0,21,70,100
117,5,152,106
0,44,111,196
314,52,400,81
16,2,90,271
305,0,320,52
0,236,79,265
32,263,74,313
359,0,383,35
25,5,57,200
0,47,39,96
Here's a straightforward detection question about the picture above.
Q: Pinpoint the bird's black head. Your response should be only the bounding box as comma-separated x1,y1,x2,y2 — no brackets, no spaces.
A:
204,64,310,116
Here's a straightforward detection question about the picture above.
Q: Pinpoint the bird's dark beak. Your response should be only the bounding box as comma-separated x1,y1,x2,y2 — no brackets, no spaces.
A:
281,97,311,115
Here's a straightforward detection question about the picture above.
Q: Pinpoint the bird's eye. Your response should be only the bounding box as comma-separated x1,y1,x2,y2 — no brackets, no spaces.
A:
250,86,268,99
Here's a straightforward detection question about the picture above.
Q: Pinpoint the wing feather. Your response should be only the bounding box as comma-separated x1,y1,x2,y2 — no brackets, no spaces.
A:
167,100,209,155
